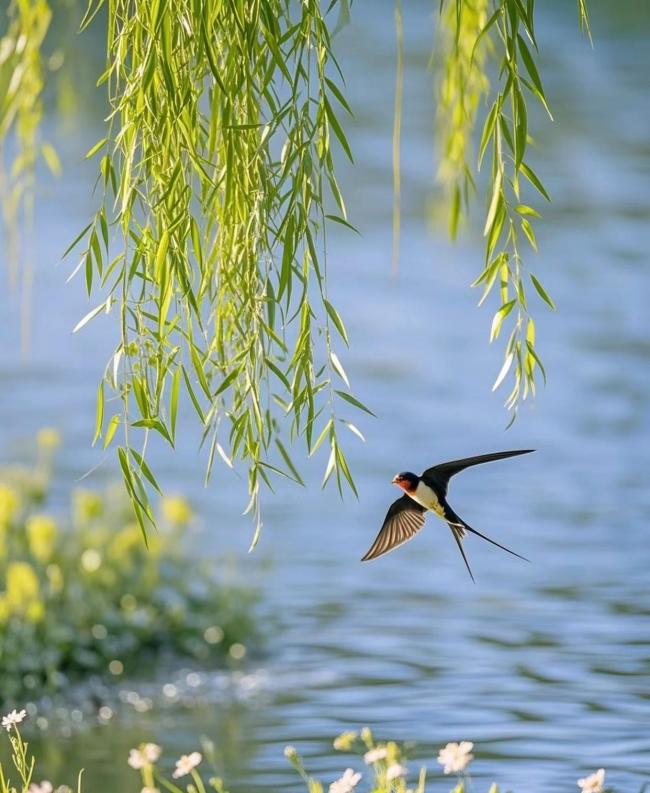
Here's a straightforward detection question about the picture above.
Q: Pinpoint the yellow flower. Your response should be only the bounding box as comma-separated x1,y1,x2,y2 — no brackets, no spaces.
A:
72,489,104,524
0,595,10,625
108,523,143,561
333,732,358,751
0,483,20,527
27,600,45,622
26,514,58,562
161,495,192,526
37,428,61,450
46,564,64,594
6,562,41,613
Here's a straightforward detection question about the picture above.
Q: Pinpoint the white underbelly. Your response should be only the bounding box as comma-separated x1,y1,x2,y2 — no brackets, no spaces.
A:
408,481,446,518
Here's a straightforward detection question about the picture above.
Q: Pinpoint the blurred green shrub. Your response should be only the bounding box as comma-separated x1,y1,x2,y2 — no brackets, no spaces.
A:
0,430,257,702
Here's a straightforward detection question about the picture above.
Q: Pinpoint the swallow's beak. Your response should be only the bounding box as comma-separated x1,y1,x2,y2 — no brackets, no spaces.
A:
391,475,399,485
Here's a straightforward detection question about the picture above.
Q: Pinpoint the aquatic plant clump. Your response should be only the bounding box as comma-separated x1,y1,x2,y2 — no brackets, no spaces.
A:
0,431,257,703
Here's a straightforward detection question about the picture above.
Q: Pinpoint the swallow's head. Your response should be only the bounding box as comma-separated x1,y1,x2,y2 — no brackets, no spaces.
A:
392,471,419,492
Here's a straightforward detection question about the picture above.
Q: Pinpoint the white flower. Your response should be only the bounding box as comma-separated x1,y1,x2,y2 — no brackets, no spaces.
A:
28,783,53,793
437,741,474,774
2,709,27,730
141,788,160,793
329,768,362,793
128,743,161,769
142,743,161,763
386,763,408,781
363,747,388,764
172,752,202,778
128,749,146,770
577,769,606,793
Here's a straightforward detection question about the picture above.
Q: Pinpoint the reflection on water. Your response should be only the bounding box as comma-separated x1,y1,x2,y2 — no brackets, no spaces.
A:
1,1,649,791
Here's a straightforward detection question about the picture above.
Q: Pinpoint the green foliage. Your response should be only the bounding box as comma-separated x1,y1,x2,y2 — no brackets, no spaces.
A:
0,715,84,793
435,0,592,418
0,718,35,793
435,0,490,241
391,0,404,274
0,431,257,703
67,0,367,544
0,0,60,353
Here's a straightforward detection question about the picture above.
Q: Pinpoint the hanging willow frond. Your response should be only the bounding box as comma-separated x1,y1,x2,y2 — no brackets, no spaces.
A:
435,0,591,420
391,0,403,274
435,0,490,240
72,0,366,544
0,0,59,353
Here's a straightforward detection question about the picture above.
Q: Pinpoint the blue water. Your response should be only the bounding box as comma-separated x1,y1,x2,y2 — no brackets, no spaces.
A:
1,1,649,791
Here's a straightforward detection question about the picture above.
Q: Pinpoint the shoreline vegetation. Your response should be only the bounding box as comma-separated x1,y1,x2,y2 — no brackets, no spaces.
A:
0,431,257,704
1,716,615,793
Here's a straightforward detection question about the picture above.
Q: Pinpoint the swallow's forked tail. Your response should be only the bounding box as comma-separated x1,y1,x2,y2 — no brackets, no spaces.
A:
442,499,530,582
447,520,475,582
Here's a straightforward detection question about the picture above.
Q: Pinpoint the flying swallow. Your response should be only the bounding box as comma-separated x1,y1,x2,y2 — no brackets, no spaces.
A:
361,449,533,580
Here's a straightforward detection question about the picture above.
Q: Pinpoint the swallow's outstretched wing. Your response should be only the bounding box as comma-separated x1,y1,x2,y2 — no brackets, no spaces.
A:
440,497,529,580
422,449,534,495
361,495,427,561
